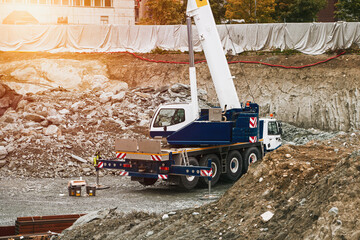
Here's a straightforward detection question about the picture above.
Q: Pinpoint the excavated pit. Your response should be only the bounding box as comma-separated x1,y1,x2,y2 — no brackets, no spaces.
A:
0,52,359,238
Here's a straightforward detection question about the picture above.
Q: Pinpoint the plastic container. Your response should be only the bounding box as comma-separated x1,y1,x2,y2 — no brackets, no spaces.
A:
68,186,76,196
75,186,81,197
86,186,96,196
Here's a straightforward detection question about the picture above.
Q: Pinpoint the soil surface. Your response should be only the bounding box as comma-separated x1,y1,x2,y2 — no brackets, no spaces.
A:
0,176,232,226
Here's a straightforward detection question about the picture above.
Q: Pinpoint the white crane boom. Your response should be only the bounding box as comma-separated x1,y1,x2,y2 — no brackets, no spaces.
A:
186,0,240,110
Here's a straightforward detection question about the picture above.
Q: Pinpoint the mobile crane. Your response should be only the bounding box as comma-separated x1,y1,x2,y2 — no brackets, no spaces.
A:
95,0,282,190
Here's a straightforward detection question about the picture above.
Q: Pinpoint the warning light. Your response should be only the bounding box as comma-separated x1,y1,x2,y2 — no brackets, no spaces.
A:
246,101,250,107
270,113,274,118
123,164,132,168
159,166,169,171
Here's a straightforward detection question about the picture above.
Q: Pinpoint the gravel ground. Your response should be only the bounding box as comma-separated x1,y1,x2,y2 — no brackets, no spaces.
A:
0,175,232,226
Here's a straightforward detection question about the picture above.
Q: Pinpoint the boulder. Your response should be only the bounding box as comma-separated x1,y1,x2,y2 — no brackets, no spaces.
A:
70,101,86,112
0,83,23,117
0,159,6,167
47,115,64,125
112,91,126,101
23,113,45,122
99,92,114,103
59,109,70,115
0,83,6,98
170,83,189,93
44,125,61,136
0,146,7,160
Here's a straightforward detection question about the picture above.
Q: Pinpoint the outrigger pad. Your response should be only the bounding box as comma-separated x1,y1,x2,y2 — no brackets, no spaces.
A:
115,139,138,152
138,139,161,154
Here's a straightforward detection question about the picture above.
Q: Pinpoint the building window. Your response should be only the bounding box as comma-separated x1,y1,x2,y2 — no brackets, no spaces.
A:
84,0,90,6
15,0,23,3
100,15,108,24
104,0,111,7
39,0,46,4
94,0,100,6
73,0,80,6
30,0,37,3
62,0,68,5
53,0,61,4
5,0,13,3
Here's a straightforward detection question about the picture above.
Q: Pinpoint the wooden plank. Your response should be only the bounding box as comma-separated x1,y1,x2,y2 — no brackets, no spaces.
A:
115,139,138,151
0,226,15,237
138,139,161,154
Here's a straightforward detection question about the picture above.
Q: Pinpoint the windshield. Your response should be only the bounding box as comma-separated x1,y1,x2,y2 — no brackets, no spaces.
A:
153,108,185,127
268,121,280,135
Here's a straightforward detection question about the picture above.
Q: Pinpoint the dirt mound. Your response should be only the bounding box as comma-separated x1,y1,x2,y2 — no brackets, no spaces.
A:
58,132,360,239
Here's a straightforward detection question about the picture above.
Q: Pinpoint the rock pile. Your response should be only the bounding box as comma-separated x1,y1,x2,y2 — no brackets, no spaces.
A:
0,82,209,178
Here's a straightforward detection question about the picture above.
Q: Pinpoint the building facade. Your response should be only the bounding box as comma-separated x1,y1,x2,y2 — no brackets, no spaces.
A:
0,0,135,24
317,0,338,22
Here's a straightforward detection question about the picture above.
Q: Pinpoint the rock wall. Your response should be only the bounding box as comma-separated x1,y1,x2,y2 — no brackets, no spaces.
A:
108,54,359,132
0,53,358,131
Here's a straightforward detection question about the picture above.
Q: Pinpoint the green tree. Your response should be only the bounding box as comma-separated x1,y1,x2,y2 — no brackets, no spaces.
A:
274,0,327,22
225,0,276,23
139,0,185,25
335,0,360,21
210,0,227,24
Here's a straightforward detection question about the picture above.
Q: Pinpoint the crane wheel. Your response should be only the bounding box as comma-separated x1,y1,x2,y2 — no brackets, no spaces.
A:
139,178,158,186
178,157,199,190
243,147,261,174
223,150,243,181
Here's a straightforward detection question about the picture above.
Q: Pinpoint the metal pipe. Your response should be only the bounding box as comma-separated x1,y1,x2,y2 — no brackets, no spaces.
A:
187,17,195,68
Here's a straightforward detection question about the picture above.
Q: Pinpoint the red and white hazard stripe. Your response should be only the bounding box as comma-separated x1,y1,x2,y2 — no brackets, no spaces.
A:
119,171,129,176
98,162,103,168
116,152,126,159
249,117,257,128
249,136,257,143
151,155,162,161
158,174,168,179
200,169,213,177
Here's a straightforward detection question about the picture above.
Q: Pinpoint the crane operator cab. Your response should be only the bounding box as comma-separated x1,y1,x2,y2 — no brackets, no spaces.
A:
150,103,198,139
259,117,282,152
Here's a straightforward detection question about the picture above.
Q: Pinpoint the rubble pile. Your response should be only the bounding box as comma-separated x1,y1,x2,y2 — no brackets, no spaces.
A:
0,83,209,178
58,132,360,240
281,122,341,145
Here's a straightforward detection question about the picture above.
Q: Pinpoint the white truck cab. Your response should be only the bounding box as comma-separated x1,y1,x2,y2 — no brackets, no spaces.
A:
259,117,282,152
150,103,197,138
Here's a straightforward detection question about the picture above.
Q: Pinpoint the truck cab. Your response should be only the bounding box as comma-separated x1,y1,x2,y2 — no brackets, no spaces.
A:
259,118,282,152
149,103,198,139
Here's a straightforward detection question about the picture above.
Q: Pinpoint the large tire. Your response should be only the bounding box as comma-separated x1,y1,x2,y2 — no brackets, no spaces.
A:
198,154,221,187
139,178,158,186
243,147,261,174
178,157,199,190
223,150,243,181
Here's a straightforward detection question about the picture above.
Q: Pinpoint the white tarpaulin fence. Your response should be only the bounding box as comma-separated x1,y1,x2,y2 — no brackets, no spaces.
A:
0,22,359,55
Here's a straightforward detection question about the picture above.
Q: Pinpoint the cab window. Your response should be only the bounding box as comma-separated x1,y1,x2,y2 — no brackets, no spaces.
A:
268,121,280,135
154,108,185,127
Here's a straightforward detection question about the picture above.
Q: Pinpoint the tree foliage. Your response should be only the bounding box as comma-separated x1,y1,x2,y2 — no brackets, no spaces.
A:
273,0,327,22
225,0,276,23
335,0,360,22
210,0,227,24
139,0,185,25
